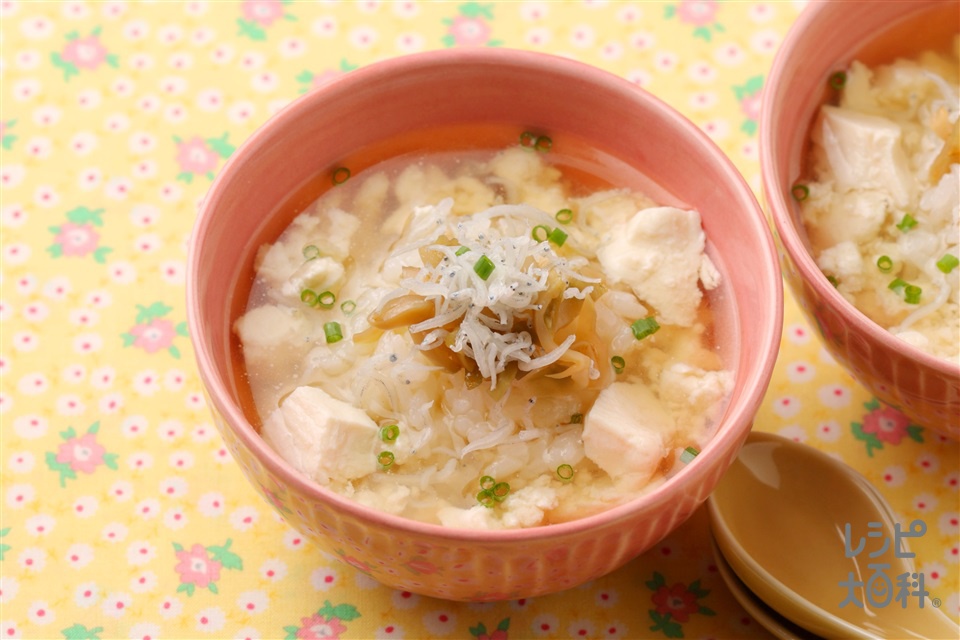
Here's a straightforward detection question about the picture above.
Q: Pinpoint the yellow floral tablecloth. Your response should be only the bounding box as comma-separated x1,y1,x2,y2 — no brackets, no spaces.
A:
2,2,958,639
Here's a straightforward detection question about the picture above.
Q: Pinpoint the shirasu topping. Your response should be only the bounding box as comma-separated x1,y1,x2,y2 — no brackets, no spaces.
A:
375,201,600,388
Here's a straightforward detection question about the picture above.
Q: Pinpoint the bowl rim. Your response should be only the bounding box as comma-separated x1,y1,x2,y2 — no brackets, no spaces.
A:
187,47,784,541
760,0,960,379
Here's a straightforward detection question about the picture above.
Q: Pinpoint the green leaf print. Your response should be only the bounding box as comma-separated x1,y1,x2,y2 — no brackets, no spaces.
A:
92,247,112,264
237,18,267,41
283,626,299,640
852,421,884,457
649,611,683,638
168,345,182,359
61,624,104,640
459,2,494,20
66,206,106,226
907,425,924,443
693,26,712,42
206,133,234,158
47,243,63,259
645,571,667,591
316,601,361,622
61,426,78,440
177,582,196,596
0,527,11,560
103,453,119,470
208,539,243,571
136,302,172,324
175,322,189,337
176,171,194,184
46,452,78,488
50,52,79,81
86,421,100,435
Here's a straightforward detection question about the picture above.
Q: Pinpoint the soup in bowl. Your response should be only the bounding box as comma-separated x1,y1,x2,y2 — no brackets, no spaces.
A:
761,0,960,438
187,48,782,600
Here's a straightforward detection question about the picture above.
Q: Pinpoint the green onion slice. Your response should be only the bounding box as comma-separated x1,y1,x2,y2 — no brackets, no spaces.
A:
631,316,660,341
300,289,318,306
680,446,699,464
519,131,537,148
302,244,321,260
473,254,495,281
556,464,575,482
323,321,343,344
380,424,399,442
936,253,958,274
611,355,625,374
479,475,495,491
896,214,917,231
532,225,550,242
534,135,553,152
570,413,583,424
827,275,839,288
828,71,847,90
904,285,922,305
888,277,908,294
876,255,893,273
332,167,351,185
455,246,470,256
791,184,809,202
377,451,395,469
340,300,357,314
492,481,510,501
477,489,495,508
555,208,574,224
317,291,336,309
547,227,568,247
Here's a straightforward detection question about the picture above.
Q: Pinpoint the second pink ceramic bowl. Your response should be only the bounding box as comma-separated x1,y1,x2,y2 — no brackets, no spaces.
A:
761,0,959,439
187,48,783,600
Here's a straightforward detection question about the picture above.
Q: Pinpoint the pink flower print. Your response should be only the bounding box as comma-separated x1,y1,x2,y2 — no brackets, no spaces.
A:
46,421,118,487
448,16,491,46
862,406,911,444
55,432,105,474
294,614,348,640
175,544,222,589
62,35,108,69
54,222,100,257
51,28,119,80
441,4,500,48
176,137,218,175
130,319,176,353
665,1,724,41
242,0,284,27
852,399,923,456
676,0,718,26
174,134,233,183
740,91,763,121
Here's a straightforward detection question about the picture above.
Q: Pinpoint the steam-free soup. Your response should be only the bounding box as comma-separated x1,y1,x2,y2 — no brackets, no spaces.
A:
798,37,959,363
235,140,732,528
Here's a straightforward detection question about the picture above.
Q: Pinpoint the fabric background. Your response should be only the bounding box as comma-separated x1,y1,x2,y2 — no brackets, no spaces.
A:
1,1,958,639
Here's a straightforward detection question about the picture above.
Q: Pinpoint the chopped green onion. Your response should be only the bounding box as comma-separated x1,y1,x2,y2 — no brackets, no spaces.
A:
611,355,625,374
896,214,917,232
888,277,908,294
302,244,321,260
531,225,550,242
570,413,583,424
455,246,470,256
317,291,336,309
534,135,552,152
519,131,537,148
479,475,495,491
555,208,574,224
340,300,356,314
631,316,660,341
556,464,575,482
876,255,893,273
791,184,809,202
680,446,699,464
547,227,568,247
332,167,351,185
477,489,495,508
492,481,510,501
904,285,922,305
377,451,395,469
828,71,847,90
323,321,343,344
936,253,958,274
380,424,399,442
827,275,839,288
473,254,495,281
300,288,318,306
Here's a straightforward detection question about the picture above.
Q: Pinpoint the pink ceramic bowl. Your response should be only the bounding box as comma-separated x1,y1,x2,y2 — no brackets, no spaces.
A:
187,48,782,601
761,1,960,439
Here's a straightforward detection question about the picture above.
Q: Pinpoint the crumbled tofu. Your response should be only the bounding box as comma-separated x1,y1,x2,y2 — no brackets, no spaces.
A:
659,363,734,435
817,106,915,205
261,386,378,485
583,382,671,489
234,304,307,353
500,478,558,529
596,206,711,327
281,256,345,300
437,504,503,530
352,483,412,516
319,208,361,260
817,241,864,280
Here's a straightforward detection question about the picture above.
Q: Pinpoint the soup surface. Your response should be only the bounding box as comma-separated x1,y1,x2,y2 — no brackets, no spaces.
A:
798,37,959,363
235,140,732,528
